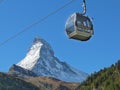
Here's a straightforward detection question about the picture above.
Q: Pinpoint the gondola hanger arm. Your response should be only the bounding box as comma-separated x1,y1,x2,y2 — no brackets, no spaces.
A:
82,0,86,15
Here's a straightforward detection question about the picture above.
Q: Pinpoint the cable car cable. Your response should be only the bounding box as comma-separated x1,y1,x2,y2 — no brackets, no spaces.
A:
0,0,75,47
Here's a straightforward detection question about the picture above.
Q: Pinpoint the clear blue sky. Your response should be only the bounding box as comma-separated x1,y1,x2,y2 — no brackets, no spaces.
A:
0,0,120,74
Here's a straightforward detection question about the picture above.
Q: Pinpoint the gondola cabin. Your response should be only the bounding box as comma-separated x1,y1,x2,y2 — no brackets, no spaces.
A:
65,13,94,41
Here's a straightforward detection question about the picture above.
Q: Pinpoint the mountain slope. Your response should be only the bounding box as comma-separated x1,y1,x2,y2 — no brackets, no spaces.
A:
0,72,79,90
15,37,88,82
23,76,80,90
0,72,39,90
76,60,120,90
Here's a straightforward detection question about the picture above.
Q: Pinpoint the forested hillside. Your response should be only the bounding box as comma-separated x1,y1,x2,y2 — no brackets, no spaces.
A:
76,60,120,90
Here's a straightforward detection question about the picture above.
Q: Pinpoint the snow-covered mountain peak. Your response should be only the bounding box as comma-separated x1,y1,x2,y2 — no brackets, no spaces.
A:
16,37,88,82
33,37,41,43
33,37,54,55
17,37,54,70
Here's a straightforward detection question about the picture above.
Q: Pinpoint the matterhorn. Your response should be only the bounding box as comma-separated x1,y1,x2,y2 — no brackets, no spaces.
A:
10,37,88,82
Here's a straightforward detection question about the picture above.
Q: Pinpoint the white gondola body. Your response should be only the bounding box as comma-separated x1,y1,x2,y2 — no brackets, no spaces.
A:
65,13,94,41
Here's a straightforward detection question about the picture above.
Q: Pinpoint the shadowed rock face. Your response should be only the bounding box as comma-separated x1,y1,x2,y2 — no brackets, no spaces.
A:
11,37,88,82
9,64,37,77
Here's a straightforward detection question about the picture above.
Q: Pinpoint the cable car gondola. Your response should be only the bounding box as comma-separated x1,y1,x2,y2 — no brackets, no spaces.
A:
65,0,94,41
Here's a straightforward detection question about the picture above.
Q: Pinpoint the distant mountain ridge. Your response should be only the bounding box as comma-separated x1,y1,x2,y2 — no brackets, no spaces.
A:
9,37,88,82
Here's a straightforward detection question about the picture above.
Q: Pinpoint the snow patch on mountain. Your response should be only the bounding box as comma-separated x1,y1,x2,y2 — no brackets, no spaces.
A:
17,40,42,70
